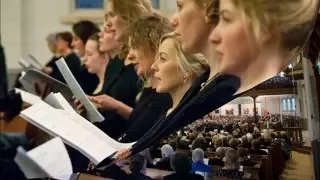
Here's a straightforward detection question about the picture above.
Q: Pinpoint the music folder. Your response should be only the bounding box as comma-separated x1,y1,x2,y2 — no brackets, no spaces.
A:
19,69,74,104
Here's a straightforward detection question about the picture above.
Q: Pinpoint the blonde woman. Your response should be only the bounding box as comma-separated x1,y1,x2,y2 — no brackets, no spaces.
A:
113,33,209,161
85,0,155,120
209,0,317,95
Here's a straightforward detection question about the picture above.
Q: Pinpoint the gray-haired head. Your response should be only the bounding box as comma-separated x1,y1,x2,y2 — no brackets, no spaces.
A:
216,147,226,159
46,32,57,45
192,148,204,163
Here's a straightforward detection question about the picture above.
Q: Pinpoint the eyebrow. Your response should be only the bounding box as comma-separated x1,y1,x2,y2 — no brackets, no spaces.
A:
159,52,169,58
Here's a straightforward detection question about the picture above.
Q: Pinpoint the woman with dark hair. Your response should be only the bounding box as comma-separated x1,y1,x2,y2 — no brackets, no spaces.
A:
71,20,100,94
50,31,81,83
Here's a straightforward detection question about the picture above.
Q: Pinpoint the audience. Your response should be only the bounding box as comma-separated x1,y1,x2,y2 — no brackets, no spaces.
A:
163,153,204,180
155,144,175,171
191,148,212,179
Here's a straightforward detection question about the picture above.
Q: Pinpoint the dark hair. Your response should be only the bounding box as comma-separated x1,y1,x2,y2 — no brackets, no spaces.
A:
171,153,192,173
72,20,100,44
88,33,103,54
56,32,73,48
130,154,145,173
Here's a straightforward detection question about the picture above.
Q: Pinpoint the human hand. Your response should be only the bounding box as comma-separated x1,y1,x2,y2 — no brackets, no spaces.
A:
113,148,132,161
33,82,52,100
42,67,53,75
72,96,87,116
88,95,119,112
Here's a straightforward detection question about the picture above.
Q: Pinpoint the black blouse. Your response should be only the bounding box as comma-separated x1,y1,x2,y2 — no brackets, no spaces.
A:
49,52,81,83
130,72,241,155
118,87,172,143
93,57,139,139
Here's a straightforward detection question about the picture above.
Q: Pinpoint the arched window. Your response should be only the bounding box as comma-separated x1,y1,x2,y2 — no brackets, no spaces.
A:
75,0,105,9
287,99,291,111
282,99,287,111
152,0,160,9
292,98,296,111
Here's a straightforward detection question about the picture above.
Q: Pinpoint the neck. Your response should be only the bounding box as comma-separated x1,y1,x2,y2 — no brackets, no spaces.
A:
61,48,72,57
168,83,191,113
231,49,285,94
97,55,110,84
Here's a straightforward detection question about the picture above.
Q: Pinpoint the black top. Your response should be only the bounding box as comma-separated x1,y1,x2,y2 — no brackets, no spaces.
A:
49,52,81,84
78,65,99,95
131,72,241,155
118,88,172,143
163,173,204,180
0,45,8,97
93,57,139,139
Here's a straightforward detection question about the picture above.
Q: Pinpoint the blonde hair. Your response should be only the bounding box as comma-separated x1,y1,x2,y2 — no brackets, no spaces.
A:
224,149,240,170
109,0,154,59
231,0,317,51
193,0,219,24
160,32,209,81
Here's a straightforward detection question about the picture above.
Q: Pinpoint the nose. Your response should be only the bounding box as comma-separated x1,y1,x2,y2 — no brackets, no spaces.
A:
71,39,76,48
151,61,158,72
209,26,221,45
106,18,112,29
171,13,178,28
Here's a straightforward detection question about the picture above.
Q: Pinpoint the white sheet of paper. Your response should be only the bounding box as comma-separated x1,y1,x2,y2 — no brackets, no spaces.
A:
45,93,135,149
55,58,104,123
27,137,72,179
20,102,131,164
14,147,49,179
15,88,42,105
28,54,44,69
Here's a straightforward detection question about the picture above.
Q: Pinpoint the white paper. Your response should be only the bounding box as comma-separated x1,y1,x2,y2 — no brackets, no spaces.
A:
20,102,133,164
28,137,72,179
55,58,104,123
14,147,49,179
45,93,135,149
19,69,74,103
15,88,42,105
28,54,44,69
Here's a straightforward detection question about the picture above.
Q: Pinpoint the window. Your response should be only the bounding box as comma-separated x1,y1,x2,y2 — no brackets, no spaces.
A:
282,99,287,111
292,98,296,111
282,97,296,111
75,0,105,9
152,0,160,9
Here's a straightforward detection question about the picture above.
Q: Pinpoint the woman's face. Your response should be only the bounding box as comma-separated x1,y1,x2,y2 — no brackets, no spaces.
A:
47,43,56,54
171,0,212,53
99,22,120,54
84,40,105,74
152,39,185,93
55,37,68,53
106,1,129,43
127,38,155,77
72,33,85,57
209,0,258,73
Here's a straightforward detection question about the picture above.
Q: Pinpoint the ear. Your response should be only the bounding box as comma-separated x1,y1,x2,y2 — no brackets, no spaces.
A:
183,71,192,83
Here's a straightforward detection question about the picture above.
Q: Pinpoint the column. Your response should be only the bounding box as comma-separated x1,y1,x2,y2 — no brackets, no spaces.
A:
302,57,320,180
252,96,258,123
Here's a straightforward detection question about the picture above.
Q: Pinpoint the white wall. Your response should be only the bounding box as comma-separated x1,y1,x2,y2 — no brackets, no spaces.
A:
1,0,71,69
257,95,301,116
1,0,177,70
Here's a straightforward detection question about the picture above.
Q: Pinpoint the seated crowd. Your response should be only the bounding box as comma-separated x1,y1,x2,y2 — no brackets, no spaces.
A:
93,116,292,180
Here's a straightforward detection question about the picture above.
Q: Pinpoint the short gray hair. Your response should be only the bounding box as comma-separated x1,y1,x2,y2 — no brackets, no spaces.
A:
192,148,204,163
46,32,57,45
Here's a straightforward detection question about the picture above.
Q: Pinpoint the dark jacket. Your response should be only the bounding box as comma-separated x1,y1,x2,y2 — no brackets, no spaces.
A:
0,45,8,96
94,57,139,139
131,72,241,155
163,173,204,180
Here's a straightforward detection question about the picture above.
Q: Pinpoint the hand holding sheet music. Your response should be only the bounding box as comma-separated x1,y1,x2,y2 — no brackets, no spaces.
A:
55,58,104,123
14,137,72,179
20,101,134,164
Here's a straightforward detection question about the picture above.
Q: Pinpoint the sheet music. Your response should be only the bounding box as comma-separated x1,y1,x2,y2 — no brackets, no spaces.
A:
14,147,50,179
28,54,44,69
19,69,74,103
55,58,104,123
49,93,135,149
15,137,72,179
20,102,122,164
14,88,42,105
